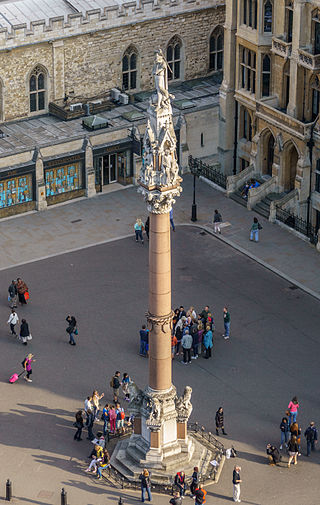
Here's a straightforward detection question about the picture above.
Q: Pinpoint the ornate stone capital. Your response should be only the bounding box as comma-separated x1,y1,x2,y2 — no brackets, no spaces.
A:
146,310,173,332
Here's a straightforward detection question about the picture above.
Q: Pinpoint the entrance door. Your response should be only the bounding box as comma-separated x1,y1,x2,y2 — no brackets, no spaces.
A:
102,154,117,185
267,135,274,176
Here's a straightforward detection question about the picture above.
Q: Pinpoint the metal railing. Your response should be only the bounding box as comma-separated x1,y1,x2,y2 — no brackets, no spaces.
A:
189,155,227,189
276,207,318,244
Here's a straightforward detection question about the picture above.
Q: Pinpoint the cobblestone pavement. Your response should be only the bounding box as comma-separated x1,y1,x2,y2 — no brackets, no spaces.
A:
0,175,319,300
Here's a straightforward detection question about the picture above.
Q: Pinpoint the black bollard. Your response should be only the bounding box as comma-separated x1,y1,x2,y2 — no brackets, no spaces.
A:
118,497,123,505
61,488,67,505
6,479,12,501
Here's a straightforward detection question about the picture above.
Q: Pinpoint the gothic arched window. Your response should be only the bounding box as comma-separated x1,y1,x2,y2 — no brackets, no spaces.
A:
264,0,273,33
209,27,224,71
311,76,320,120
262,55,271,96
122,47,138,91
29,66,46,113
167,37,182,81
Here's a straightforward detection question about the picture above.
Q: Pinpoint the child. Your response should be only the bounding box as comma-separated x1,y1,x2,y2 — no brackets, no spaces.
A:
171,334,177,358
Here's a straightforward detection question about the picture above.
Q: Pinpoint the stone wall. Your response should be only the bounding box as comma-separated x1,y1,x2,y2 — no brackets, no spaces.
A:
0,6,225,122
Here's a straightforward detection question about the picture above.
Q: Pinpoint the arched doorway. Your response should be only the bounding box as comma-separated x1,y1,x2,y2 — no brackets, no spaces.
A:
261,129,275,176
283,142,298,191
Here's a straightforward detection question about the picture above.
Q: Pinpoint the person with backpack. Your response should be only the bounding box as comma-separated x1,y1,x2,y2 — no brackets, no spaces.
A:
7,308,19,336
304,421,318,456
110,371,121,403
115,403,125,434
23,353,35,383
139,468,152,502
213,209,222,234
174,471,186,497
8,280,17,308
66,315,77,346
194,484,207,505
249,217,262,242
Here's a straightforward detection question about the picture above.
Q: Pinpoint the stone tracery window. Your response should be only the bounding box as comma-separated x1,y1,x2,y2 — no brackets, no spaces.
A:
29,66,46,113
243,0,257,29
285,1,293,43
167,37,182,81
240,46,256,94
312,9,320,55
209,27,224,71
242,108,252,141
263,0,273,33
122,47,138,91
311,76,320,120
262,55,271,96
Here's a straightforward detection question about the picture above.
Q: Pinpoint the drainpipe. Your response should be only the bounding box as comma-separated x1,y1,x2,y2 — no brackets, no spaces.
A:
233,100,238,175
306,114,318,235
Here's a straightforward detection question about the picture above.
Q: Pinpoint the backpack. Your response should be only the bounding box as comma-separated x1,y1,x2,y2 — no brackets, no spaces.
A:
110,377,114,388
21,358,27,368
120,409,125,420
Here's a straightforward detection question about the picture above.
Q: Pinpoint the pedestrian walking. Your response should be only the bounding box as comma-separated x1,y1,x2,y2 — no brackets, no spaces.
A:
16,277,29,305
223,306,231,339
194,484,207,505
287,435,299,467
110,371,121,403
73,410,84,441
169,492,182,505
181,329,192,364
23,353,35,382
139,468,152,502
266,444,281,466
170,208,175,231
215,407,227,435
8,280,17,308
203,325,213,359
279,416,290,450
139,324,149,357
145,216,150,240
287,396,299,425
249,217,262,242
304,422,317,456
190,467,200,496
66,315,77,345
20,318,31,345
134,218,144,243
7,308,19,336
232,465,242,503
174,471,186,497
213,209,222,234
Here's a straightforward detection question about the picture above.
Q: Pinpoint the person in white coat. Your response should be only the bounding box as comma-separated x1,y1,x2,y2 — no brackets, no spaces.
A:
7,308,19,336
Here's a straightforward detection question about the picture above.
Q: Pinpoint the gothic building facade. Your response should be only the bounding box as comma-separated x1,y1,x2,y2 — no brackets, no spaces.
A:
0,0,224,218
219,0,320,239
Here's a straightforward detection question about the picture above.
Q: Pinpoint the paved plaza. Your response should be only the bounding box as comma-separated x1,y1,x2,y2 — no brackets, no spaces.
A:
0,224,319,505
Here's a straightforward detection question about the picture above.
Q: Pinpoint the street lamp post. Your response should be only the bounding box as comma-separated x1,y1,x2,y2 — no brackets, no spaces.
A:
191,172,197,222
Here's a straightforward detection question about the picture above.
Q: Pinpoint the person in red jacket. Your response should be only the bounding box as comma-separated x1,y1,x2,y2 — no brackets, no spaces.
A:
174,471,186,497
194,484,207,505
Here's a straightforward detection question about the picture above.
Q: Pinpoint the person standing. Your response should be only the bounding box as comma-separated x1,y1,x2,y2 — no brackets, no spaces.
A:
304,422,318,456
74,410,84,441
20,318,30,345
287,435,299,467
170,208,175,231
181,329,192,364
86,405,95,441
190,467,200,496
92,390,104,421
213,209,222,234
203,325,213,359
223,307,231,339
110,371,121,403
66,315,77,345
249,217,262,242
16,277,29,305
279,416,290,450
194,484,207,505
134,218,144,243
8,280,17,308
145,216,150,240
139,468,152,502
232,465,242,503
215,407,227,436
200,305,210,325
190,319,199,359
287,396,299,425
139,324,149,357
23,353,35,382
7,308,19,336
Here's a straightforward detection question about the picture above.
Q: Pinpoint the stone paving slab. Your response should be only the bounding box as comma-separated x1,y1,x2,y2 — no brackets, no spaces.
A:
0,175,319,300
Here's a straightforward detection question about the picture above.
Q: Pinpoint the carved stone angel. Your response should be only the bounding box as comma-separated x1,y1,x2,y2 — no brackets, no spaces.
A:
175,386,193,421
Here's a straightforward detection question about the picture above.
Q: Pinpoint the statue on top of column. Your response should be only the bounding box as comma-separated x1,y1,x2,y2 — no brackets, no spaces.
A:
152,49,174,111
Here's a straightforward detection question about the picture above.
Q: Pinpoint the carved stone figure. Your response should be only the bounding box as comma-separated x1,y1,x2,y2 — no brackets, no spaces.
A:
128,382,143,411
152,49,174,110
175,386,193,422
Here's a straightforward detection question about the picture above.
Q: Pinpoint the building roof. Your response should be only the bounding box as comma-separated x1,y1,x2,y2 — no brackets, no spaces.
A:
0,76,221,158
0,0,127,29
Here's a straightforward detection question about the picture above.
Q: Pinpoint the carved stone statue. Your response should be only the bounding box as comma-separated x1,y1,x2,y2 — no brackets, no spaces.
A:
128,382,143,411
152,49,174,110
175,386,193,422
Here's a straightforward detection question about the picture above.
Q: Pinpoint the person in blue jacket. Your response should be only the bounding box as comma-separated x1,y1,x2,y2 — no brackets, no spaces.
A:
203,325,213,359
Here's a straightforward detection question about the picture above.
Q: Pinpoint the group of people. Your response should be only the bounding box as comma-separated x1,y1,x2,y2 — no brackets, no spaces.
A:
266,396,318,470
134,210,176,244
7,278,32,346
241,178,260,200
